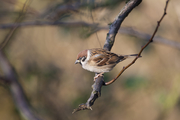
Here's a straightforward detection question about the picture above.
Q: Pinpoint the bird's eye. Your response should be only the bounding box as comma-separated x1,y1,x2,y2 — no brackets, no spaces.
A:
81,56,86,62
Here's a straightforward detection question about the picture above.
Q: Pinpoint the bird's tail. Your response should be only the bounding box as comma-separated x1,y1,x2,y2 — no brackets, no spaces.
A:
118,54,141,62
124,54,141,58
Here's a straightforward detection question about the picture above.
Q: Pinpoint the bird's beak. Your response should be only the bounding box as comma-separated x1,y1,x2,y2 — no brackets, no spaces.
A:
75,60,80,64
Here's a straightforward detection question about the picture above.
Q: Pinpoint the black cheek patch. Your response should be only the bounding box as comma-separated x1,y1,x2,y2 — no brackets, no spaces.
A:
82,57,86,62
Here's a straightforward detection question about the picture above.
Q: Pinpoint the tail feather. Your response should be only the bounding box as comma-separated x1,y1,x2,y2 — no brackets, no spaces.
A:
118,54,141,62
124,54,141,58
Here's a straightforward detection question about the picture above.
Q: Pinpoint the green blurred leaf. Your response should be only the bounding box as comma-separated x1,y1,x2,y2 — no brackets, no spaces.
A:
123,76,147,90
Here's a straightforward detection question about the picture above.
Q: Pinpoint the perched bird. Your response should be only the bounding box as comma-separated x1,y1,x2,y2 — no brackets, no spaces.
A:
75,48,139,80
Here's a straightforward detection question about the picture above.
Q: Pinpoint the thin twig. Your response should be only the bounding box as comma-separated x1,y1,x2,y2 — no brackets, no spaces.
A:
105,0,170,86
0,1,42,119
0,21,98,29
90,9,102,48
1,21,179,50
0,0,30,50
117,27,180,50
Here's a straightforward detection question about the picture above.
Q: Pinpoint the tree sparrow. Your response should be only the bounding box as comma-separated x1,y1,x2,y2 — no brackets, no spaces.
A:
75,48,139,80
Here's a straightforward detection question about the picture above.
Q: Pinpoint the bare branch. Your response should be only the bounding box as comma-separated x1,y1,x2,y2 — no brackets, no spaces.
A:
39,0,124,20
103,0,142,51
0,2,42,114
0,21,98,29
1,21,179,50
40,2,82,20
0,0,30,50
72,74,104,113
0,75,10,83
94,26,180,50
0,51,42,120
0,2,43,119
118,27,180,50
105,0,170,85
72,0,142,113
1,20,179,50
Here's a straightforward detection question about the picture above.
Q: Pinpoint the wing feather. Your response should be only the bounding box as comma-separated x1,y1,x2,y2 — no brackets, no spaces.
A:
90,52,120,66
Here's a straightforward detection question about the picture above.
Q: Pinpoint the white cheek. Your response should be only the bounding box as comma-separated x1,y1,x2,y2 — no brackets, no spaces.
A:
86,50,91,60
81,50,90,66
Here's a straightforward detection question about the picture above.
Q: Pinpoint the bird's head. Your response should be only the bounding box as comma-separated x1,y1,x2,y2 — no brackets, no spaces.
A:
75,49,88,65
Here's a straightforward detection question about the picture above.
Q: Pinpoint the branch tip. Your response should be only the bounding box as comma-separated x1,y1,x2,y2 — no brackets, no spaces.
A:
72,103,92,114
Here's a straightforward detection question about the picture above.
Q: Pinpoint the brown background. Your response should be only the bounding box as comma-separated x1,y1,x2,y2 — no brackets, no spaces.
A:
0,0,180,120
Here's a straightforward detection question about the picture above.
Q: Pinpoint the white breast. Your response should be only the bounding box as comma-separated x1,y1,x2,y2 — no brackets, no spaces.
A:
81,50,114,73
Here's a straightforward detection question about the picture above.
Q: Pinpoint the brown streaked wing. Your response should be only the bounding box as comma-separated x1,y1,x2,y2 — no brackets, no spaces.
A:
89,48,121,66
90,54,109,66
90,52,120,66
106,53,120,64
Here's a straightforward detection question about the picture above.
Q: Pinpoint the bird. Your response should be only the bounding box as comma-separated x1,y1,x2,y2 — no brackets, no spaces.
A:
75,48,139,80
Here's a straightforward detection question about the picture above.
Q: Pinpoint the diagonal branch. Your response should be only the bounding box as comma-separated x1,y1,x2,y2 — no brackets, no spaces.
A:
105,0,170,85
103,0,142,51
0,0,31,50
0,51,42,120
72,0,142,113
0,75,10,83
117,27,180,50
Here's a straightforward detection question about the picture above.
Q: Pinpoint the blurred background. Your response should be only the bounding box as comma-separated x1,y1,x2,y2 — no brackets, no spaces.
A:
0,0,180,120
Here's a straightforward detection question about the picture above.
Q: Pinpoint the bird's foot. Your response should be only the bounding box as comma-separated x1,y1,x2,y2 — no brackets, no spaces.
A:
94,72,104,81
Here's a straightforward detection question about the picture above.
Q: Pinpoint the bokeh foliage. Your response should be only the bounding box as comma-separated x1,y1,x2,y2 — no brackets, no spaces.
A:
0,0,180,120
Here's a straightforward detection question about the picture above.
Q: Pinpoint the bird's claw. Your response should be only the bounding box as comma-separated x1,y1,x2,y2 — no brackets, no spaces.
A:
94,73,104,81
